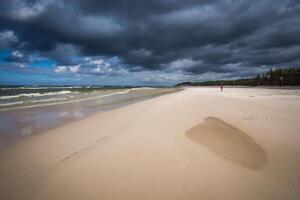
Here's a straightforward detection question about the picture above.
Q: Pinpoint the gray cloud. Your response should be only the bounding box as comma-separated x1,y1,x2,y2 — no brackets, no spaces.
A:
0,0,300,84
0,30,18,49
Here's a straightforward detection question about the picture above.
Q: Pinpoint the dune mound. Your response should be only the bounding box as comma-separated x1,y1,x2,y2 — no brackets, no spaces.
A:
186,117,267,170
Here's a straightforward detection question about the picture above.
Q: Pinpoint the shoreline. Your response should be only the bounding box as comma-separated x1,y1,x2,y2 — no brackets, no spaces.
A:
178,85,300,90
0,87,300,200
0,88,180,148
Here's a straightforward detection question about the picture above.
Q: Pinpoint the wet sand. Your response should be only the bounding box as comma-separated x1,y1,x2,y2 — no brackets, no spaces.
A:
0,88,178,147
0,87,300,200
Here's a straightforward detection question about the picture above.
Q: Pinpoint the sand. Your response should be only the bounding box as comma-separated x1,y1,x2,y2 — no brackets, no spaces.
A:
0,87,300,200
186,116,268,170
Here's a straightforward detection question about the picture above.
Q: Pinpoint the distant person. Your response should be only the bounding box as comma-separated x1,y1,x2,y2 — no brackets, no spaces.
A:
220,83,223,92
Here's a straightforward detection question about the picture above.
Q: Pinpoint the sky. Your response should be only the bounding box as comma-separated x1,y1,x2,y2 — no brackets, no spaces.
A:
0,0,300,86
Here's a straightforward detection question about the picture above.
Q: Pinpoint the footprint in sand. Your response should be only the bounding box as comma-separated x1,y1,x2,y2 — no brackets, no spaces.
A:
186,117,267,170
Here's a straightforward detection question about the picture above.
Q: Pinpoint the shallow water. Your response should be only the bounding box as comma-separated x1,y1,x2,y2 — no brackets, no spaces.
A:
0,87,178,147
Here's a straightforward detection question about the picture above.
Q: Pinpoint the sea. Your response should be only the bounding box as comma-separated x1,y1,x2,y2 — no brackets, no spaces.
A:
0,85,178,147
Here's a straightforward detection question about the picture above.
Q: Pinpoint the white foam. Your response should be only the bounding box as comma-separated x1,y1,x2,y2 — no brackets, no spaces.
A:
129,87,155,91
29,97,68,103
0,91,75,100
0,101,24,106
0,86,84,90
0,90,130,111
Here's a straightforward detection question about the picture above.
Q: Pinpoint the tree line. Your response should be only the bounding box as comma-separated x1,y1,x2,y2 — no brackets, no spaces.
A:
176,67,300,86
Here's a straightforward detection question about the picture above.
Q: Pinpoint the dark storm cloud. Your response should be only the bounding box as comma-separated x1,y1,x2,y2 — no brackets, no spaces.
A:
0,0,300,78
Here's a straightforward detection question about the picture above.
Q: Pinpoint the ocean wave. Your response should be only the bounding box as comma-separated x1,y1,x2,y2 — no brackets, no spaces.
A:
129,87,155,91
0,91,75,100
29,97,69,103
0,90,130,111
0,86,85,90
0,101,24,106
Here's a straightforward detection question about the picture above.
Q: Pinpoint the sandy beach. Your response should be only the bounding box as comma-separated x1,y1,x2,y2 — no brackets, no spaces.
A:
0,87,300,200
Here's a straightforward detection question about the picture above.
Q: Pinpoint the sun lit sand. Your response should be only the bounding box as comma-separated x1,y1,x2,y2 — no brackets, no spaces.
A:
0,87,300,200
